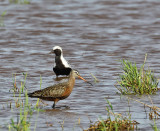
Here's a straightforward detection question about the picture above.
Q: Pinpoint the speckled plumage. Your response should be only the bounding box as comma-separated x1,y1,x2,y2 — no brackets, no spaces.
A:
28,70,85,108
28,82,70,101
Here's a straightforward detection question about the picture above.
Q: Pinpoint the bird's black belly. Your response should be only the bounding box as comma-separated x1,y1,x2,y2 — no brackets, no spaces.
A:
53,67,72,76
53,55,72,76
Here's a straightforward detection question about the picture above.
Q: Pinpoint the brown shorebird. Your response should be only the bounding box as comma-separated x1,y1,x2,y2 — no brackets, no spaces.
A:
28,70,91,108
50,46,72,78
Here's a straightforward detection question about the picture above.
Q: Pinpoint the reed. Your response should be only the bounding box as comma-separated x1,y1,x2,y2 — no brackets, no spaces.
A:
116,54,159,95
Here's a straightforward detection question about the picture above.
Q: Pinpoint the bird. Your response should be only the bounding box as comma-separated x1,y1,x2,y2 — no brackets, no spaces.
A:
50,46,72,78
28,70,92,108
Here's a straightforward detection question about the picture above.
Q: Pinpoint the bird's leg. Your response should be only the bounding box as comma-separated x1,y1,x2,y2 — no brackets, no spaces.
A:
56,75,59,80
52,102,55,109
52,99,59,109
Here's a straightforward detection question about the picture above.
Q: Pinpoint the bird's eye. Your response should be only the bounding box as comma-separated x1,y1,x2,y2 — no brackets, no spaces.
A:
74,70,79,75
76,71,79,75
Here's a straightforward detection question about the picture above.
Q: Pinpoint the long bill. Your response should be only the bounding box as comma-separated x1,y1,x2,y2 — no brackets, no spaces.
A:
78,75,93,86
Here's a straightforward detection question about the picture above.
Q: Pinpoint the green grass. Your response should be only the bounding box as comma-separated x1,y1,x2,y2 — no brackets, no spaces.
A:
152,120,160,131
9,91,33,131
0,11,6,27
10,73,27,93
116,54,159,95
8,73,41,131
9,0,30,4
90,73,99,83
85,99,138,131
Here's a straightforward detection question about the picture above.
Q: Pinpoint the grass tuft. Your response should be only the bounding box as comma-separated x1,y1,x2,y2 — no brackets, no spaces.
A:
10,73,27,93
8,73,41,131
85,99,138,131
9,91,33,131
116,54,159,95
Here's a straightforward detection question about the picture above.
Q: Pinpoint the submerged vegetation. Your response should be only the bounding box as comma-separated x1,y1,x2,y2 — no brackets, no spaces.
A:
116,54,159,95
85,100,138,131
128,96,160,120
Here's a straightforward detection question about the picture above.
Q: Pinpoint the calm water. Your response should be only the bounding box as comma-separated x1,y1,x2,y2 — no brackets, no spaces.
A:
1,0,160,130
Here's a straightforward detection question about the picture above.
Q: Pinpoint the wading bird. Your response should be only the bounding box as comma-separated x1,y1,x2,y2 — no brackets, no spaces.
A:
50,46,72,78
28,70,92,108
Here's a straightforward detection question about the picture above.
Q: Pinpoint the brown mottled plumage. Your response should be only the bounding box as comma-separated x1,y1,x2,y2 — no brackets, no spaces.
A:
28,70,89,108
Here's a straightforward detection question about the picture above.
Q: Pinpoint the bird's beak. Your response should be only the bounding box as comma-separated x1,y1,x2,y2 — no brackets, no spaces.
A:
49,50,54,54
78,75,93,86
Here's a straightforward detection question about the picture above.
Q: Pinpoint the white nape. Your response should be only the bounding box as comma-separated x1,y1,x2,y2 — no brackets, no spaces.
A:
53,46,71,68
60,55,71,68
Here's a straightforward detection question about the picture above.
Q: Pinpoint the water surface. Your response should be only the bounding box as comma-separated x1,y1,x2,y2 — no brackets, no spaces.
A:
1,0,160,130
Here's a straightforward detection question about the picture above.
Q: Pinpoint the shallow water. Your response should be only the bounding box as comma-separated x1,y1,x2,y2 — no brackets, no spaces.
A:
1,0,160,130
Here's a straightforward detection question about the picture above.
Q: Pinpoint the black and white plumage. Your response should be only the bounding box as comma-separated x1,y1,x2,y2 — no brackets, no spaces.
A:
50,46,72,77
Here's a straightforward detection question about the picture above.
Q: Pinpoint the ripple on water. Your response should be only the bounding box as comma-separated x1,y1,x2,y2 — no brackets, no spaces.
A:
1,0,160,130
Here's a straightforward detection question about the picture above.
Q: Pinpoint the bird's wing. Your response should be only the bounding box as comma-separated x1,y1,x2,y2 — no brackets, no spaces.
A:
39,82,69,98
